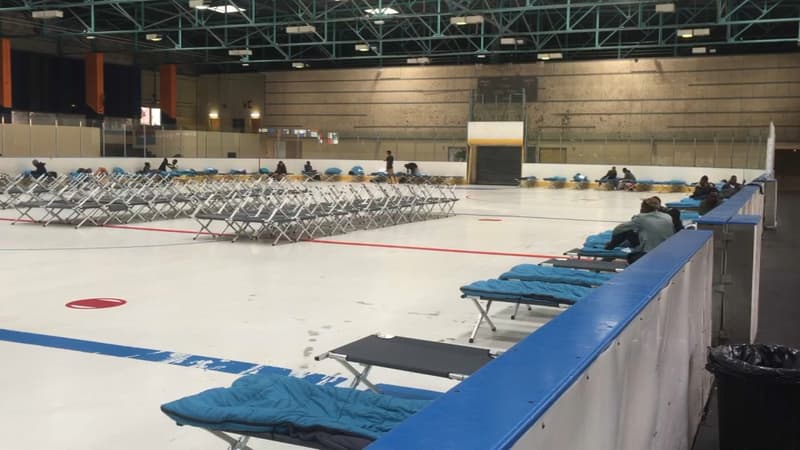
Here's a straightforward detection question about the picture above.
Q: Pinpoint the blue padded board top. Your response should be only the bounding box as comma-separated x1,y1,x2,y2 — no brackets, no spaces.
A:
460,279,591,303
499,264,613,287
161,374,430,441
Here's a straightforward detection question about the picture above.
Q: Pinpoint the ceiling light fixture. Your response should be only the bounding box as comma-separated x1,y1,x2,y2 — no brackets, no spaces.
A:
228,48,253,56
286,25,317,34
355,43,370,52
85,34,96,40
208,111,219,119
677,28,694,38
537,52,563,60
373,19,385,25
655,3,676,13
365,7,399,15
189,0,209,9
250,111,261,119
406,57,430,64
208,4,244,14
31,10,64,19
476,53,487,59
292,62,307,69
691,46,707,54
146,33,162,42
450,15,483,25
500,37,525,45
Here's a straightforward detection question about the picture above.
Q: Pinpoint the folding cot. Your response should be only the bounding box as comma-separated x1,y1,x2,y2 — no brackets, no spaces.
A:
162,334,499,450
461,278,595,342
539,258,628,272
563,230,631,260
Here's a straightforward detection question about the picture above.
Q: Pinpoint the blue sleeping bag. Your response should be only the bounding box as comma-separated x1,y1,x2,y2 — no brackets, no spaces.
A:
259,168,271,174
543,176,567,182
499,265,613,286
665,197,701,209
583,231,613,247
349,166,365,176
161,374,430,443
325,167,343,176
460,279,591,303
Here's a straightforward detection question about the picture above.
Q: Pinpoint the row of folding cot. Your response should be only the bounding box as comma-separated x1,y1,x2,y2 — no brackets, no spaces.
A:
1,172,287,228
191,180,459,244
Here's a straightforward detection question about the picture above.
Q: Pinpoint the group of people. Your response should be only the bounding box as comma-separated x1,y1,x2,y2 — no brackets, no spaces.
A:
138,158,179,174
606,172,745,264
598,166,637,190
691,174,742,215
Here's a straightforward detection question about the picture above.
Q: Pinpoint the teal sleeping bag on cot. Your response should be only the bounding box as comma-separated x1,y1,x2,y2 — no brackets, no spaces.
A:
161,374,430,443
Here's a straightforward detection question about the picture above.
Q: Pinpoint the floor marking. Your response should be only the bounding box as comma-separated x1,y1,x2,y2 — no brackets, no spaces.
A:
3,217,571,258
306,239,566,259
0,328,346,386
66,298,127,309
478,218,503,222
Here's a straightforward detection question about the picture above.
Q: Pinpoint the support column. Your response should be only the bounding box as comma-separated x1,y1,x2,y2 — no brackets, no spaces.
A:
85,52,104,121
0,38,11,121
159,63,177,126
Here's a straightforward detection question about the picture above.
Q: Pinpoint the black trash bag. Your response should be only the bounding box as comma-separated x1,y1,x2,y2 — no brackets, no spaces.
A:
707,344,800,383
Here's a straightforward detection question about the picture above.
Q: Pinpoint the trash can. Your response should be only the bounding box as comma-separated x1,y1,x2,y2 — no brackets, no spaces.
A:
707,344,800,450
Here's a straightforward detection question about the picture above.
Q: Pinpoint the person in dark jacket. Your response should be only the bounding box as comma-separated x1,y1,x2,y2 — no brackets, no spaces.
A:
691,175,716,200
31,159,48,179
599,166,618,187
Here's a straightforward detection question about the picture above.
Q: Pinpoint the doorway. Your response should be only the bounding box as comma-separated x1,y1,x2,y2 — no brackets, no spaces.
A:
474,146,521,185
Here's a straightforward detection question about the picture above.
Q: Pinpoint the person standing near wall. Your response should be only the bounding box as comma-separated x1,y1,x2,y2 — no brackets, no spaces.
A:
385,150,396,183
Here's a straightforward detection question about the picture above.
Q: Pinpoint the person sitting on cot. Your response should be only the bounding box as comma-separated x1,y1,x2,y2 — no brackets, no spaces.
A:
404,162,419,176
158,158,169,172
598,166,618,187
138,162,152,174
720,175,742,198
699,191,722,215
691,175,717,200
31,159,49,179
274,161,288,179
605,196,675,264
650,196,684,232
619,168,637,191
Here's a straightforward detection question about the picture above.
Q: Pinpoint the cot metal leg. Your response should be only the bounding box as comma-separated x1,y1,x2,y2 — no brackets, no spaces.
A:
206,431,254,450
468,298,496,343
326,353,380,393
511,302,521,320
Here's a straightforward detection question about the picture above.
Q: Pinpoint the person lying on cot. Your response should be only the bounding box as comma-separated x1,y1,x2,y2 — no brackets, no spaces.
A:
404,162,419,175
720,175,742,198
605,196,675,264
699,191,722,215
691,175,717,200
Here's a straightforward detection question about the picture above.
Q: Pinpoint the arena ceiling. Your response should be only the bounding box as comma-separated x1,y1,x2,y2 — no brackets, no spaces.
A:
0,0,798,71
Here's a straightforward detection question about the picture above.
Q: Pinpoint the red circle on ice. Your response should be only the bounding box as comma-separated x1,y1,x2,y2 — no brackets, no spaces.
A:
66,298,127,309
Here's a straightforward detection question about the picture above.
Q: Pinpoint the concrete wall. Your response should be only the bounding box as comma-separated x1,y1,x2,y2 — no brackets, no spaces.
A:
258,53,796,163
0,124,100,157
141,71,265,132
